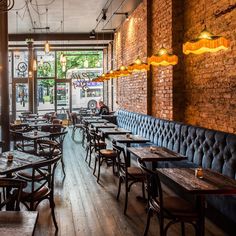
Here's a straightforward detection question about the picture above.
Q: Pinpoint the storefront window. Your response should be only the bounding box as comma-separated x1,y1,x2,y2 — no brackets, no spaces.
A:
13,51,28,78
37,51,55,78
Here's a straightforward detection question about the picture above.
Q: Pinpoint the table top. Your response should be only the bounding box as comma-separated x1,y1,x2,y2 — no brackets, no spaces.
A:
108,134,150,144
0,211,38,236
99,127,131,135
128,146,186,162
84,119,108,123
0,150,44,175
91,123,116,129
25,118,47,122
157,168,236,195
22,131,51,140
82,116,101,120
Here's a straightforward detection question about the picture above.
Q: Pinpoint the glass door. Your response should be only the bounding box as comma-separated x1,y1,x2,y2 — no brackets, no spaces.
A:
55,81,71,112
13,82,29,118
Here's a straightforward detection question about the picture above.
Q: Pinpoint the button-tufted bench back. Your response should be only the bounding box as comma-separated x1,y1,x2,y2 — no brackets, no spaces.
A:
179,125,236,179
117,110,181,152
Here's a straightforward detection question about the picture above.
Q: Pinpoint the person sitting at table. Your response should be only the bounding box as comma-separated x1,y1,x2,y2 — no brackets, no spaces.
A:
97,101,109,115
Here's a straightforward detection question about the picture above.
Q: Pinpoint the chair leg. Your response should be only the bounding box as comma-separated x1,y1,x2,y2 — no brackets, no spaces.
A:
93,157,97,175
142,181,145,199
124,180,129,215
117,177,122,200
85,146,89,162
144,208,152,236
50,201,58,231
61,156,66,176
181,222,185,236
97,157,101,183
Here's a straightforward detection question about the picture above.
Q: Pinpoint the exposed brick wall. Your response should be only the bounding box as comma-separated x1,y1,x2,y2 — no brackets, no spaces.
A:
183,0,236,133
105,0,236,134
114,0,148,114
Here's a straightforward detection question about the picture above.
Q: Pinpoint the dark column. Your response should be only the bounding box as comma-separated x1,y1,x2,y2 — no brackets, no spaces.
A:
27,39,35,113
146,0,153,116
172,0,185,121
0,9,10,151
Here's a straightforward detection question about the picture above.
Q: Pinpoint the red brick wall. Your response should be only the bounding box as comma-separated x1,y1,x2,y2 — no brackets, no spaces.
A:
108,0,236,134
114,0,148,114
183,0,236,133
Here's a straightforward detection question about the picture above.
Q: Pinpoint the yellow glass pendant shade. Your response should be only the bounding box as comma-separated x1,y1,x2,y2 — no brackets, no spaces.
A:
148,47,178,66
183,28,229,55
116,65,131,77
128,56,149,72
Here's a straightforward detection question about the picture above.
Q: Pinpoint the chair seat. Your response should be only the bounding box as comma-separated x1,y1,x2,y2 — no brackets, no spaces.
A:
17,168,48,181
127,166,145,177
100,149,117,158
150,196,198,218
38,148,60,157
21,183,50,202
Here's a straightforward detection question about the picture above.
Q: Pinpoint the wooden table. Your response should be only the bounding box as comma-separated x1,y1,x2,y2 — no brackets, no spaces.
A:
25,118,47,123
84,119,108,124
0,211,38,236
108,134,150,166
157,168,236,236
128,146,186,169
0,150,44,176
22,131,51,151
99,127,131,138
91,122,116,131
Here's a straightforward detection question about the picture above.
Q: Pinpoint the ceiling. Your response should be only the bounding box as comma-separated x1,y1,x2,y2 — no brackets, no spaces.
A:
8,0,141,47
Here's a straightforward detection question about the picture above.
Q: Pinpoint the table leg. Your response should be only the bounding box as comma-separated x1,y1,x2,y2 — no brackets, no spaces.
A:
196,195,205,236
126,143,131,167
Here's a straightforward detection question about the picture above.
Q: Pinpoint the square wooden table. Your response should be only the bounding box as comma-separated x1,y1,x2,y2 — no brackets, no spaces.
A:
99,127,132,138
0,211,38,236
84,119,109,124
0,150,44,176
90,122,116,131
157,168,236,236
22,131,51,151
108,134,150,166
128,146,186,169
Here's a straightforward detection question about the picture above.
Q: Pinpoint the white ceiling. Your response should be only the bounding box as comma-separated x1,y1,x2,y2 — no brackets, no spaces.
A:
8,0,141,35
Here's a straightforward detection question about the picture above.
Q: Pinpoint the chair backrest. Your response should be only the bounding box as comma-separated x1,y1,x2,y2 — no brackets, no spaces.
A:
0,178,27,210
112,143,128,176
137,159,164,216
37,139,60,158
52,119,63,125
50,130,68,149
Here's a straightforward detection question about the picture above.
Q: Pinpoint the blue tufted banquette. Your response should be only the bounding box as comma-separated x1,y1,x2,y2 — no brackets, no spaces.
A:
116,109,236,232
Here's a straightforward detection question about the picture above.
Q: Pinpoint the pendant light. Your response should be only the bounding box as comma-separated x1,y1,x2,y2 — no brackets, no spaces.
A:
183,27,229,55
128,56,149,72
183,0,229,55
148,47,178,66
44,8,50,53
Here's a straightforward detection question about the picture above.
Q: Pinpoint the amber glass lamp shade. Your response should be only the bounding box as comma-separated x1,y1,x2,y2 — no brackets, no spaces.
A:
128,56,149,72
183,28,229,55
116,65,131,77
148,47,178,66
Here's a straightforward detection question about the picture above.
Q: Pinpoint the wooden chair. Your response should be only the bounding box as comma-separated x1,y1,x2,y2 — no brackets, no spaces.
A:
113,144,146,214
137,159,200,236
85,128,106,167
93,132,118,183
18,155,61,231
0,178,27,211
52,119,63,125
50,131,68,176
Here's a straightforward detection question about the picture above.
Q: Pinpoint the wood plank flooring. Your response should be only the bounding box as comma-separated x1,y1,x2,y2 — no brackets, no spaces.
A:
33,128,226,236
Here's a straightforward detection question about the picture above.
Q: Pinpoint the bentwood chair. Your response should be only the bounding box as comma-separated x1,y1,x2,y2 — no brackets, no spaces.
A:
93,133,118,183
18,155,61,231
0,178,27,211
137,159,200,236
113,144,146,214
85,129,106,167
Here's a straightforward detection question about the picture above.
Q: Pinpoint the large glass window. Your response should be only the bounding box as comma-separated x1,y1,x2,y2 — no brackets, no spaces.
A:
13,51,28,78
37,51,55,78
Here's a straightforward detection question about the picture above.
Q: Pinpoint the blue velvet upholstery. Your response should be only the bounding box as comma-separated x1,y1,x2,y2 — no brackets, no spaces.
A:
116,109,236,228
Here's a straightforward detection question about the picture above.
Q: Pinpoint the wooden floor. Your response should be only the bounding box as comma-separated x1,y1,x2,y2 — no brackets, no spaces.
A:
34,128,226,236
